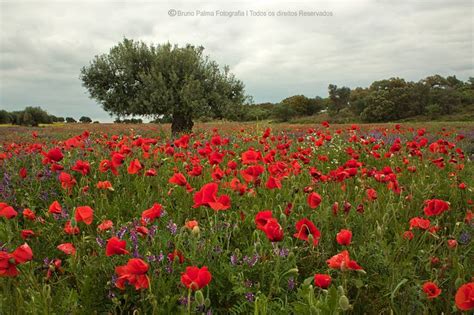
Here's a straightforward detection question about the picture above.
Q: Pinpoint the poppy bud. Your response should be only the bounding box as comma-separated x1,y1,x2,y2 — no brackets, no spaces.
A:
195,290,205,305
279,213,287,225
339,295,351,311
192,226,200,237
204,298,211,308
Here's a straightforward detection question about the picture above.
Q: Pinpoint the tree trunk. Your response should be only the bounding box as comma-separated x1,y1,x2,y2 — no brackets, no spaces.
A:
171,113,194,135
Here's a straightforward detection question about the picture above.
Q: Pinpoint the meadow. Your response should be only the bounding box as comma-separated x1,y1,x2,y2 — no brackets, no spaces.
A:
0,121,473,314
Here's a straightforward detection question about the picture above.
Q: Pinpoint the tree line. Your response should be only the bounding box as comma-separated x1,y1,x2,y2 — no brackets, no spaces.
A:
79,39,472,133
0,107,94,126
233,75,473,123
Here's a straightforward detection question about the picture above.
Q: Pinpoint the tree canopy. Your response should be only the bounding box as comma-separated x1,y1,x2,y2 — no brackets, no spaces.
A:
80,39,247,134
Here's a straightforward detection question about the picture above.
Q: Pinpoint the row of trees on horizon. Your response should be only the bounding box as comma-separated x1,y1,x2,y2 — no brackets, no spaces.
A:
0,107,94,126
1,74,472,127
237,74,473,123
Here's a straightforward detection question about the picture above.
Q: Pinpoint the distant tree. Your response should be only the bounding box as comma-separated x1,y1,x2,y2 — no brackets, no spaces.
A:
0,110,11,124
56,117,65,123
280,95,322,116
273,104,297,122
9,107,52,126
328,84,351,114
79,116,92,123
66,117,77,123
80,38,247,134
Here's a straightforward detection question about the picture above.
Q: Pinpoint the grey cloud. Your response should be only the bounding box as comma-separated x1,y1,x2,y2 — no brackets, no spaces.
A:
1,0,472,122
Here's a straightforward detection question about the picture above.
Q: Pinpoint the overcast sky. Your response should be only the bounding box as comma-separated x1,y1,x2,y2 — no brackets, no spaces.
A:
1,0,472,122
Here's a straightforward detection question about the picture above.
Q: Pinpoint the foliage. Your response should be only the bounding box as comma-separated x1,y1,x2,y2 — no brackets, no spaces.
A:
79,116,92,123
80,39,247,134
0,122,472,314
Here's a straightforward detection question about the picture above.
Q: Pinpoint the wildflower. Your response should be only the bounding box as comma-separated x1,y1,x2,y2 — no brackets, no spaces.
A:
336,229,352,246
422,282,441,299
314,274,332,288
455,282,474,311
294,218,320,246
115,258,149,290
106,237,129,256
181,266,212,290
327,250,363,271
75,206,94,225
307,192,322,209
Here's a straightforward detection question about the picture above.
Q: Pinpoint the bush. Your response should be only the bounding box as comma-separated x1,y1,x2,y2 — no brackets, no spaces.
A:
79,116,93,123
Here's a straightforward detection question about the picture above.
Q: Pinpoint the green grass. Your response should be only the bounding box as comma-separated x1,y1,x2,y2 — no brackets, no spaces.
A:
0,122,473,314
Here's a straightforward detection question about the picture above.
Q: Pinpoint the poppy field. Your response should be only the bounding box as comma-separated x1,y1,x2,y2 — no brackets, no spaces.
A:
0,122,473,314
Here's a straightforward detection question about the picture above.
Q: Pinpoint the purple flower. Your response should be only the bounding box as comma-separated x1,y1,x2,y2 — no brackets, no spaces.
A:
96,237,106,247
167,220,177,235
230,254,239,266
245,292,255,302
288,277,296,291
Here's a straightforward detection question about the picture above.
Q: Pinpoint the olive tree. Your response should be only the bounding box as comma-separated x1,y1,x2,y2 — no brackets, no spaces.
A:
81,39,246,134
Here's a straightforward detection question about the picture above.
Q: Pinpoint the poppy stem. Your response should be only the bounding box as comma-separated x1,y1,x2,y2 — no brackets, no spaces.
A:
187,287,192,314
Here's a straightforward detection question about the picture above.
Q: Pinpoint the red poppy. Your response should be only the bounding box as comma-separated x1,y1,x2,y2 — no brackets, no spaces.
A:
336,229,352,246
75,206,94,225
145,169,157,176
240,165,264,183
185,220,198,230
111,152,125,167
447,239,458,248
49,200,62,214
43,148,63,163
169,172,193,191
115,258,149,290
57,243,76,255
422,282,441,299
169,172,188,186
193,183,231,211
46,259,62,280
64,220,80,235
409,217,431,230
127,159,143,175
326,250,363,271
263,218,284,242
0,203,17,219
168,250,185,264
180,266,212,291
314,274,332,288
141,203,162,224
22,208,35,221
98,219,113,231
403,231,414,240
255,211,273,230
59,172,77,190
0,243,33,277
366,188,377,201
21,230,35,239
307,192,322,209
266,176,282,189
71,160,90,176
294,218,320,246
19,167,27,178
96,181,114,191
423,199,449,216
241,149,262,164
106,237,129,256
455,282,474,311
12,243,34,264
